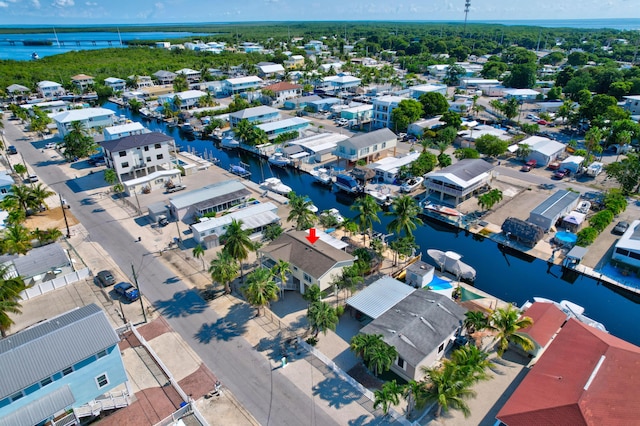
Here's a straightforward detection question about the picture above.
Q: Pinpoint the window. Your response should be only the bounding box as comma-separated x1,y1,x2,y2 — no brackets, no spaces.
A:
144,146,149,151
121,162,129,168
10,392,23,402
40,377,53,387
156,154,164,160
382,142,387,148
396,357,406,370
303,273,312,283
97,349,107,359
146,157,151,163
1,188,7,194
118,151,126,157
62,367,73,376
95,374,109,388
293,266,298,271
438,342,445,353
154,143,162,149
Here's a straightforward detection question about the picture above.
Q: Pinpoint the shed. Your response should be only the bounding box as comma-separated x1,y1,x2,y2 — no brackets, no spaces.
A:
560,155,584,174
528,190,580,232
523,136,566,167
502,217,545,248
563,245,588,268
148,202,168,223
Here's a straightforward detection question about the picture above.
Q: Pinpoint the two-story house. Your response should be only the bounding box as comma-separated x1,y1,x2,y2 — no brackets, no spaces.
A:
36,80,65,99
334,128,397,164
175,68,201,84
103,77,126,93
100,131,176,182
261,82,303,106
228,106,281,128
322,75,362,92
103,122,150,141
372,95,406,129
70,74,95,92
128,75,154,89
51,108,116,137
153,70,177,85
223,76,263,95
623,95,640,115
158,90,207,110
284,55,305,69
259,231,355,294
0,304,130,426
423,159,495,206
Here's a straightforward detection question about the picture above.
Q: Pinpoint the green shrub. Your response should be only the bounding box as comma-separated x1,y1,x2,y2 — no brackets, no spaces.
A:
336,305,345,317
589,209,614,233
576,227,598,247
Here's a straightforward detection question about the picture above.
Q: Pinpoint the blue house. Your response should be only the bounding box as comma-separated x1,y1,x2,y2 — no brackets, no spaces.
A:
0,304,130,426
0,172,15,200
256,117,310,140
228,106,281,128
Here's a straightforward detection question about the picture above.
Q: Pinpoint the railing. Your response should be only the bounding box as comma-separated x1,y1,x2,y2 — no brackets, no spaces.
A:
73,390,131,418
52,412,76,426
154,403,209,426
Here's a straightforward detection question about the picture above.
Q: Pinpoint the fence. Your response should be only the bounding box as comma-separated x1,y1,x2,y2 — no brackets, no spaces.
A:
154,402,208,426
20,267,91,300
73,390,131,418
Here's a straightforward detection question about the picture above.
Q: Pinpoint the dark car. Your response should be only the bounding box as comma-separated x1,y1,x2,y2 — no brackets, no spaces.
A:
114,282,139,302
553,169,571,179
520,164,532,172
96,270,116,287
613,221,630,235
6,146,17,155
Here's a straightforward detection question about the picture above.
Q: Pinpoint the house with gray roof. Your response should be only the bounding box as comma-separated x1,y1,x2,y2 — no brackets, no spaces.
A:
334,128,397,164
0,304,130,426
259,231,355,294
359,289,466,381
423,159,495,206
153,70,177,85
169,180,251,222
528,189,580,232
100,131,176,183
228,106,281,128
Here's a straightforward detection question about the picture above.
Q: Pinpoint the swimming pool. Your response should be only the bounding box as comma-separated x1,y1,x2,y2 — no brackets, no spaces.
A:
429,275,453,291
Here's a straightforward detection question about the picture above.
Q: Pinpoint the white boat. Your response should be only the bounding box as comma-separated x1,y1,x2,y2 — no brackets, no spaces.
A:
334,174,362,194
322,208,344,224
366,185,393,206
220,135,240,149
268,152,291,168
423,201,462,217
310,168,333,185
530,297,607,333
576,201,591,214
261,177,292,195
304,196,318,213
400,176,424,193
139,107,153,120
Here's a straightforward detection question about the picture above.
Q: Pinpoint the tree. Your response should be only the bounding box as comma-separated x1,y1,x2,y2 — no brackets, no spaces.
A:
307,301,339,337
390,99,423,133
557,100,577,128
209,250,239,295
438,153,452,168
450,345,494,384
63,120,97,160
386,195,423,237
478,189,503,210
614,130,633,162
420,362,476,418
515,143,532,160
173,73,189,92
504,63,537,89
567,51,589,66
103,168,118,185
4,184,37,214
373,380,403,416
350,333,398,376
287,192,317,231
464,310,489,335
454,147,480,160
443,64,465,86
410,151,438,176
603,189,628,215
584,126,604,167
2,225,32,254
419,92,449,117
404,379,426,418
221,219,254,282
192,244,205,271
271,259,291,294
487,304,534,357
263,223,283,241
475,134,509,158
13,164,27,178
441,111,462,130
28,183,54,211
241,267,279,316
302,283,322,305
351,195,381,246
0,265,28,337
520,123,539,135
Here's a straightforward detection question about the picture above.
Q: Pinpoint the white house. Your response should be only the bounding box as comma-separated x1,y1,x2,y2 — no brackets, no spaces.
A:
623,95,640,115
70,74,95,91
408,117,445,136
169,180,251,222
128,75,154,89
261,82,303,106
228,106,281,127
460,78,500,89
372,95,406,129
613,220,640,268
368,152,421,183
521,136,566,167
51,108,116,137
319,62,343,73
334,128,398,164
159,90,207,110
224,76,263,95
504,88,542,102
409,84,448,99
257,63,285,78
289,132,348,163
323,75,362,91
255,117,310,140
153,70,177,85
103,77,126,92
103,122,150,141
175,68,201,84
36,80,65,99
457,125,511,148
423,159,494,206
100,131,176,182
427,64,450,79
22,100,68,116
191,202,280,249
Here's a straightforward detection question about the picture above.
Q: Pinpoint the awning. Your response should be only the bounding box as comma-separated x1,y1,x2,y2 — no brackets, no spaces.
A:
562,211,586,226
289,152,310,159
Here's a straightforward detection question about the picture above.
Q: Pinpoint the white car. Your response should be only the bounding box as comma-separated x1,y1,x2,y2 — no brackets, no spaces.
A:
336,118,349,126
44,142,57,149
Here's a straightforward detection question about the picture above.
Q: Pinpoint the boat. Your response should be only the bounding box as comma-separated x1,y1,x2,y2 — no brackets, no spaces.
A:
423,201,462,217
229,164,251,178
427,249,476,281
400,176,424,193
576,201,591,214
334,174,362,194
179,122,194,133
321,208,344,224
303,196,318,213
139,107,153,120
365,185,393,206
220,135,240,149
261,177,292,195
529,298,607,333
167,120,178,128
267,152,291,168
310,168,333,185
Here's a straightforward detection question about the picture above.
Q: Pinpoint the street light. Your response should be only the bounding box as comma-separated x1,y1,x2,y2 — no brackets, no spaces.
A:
59,193,71,238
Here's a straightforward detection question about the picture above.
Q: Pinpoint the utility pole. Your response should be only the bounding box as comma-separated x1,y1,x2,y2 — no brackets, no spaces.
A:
59,193,71,238
463,0,471,34
132,264,147,323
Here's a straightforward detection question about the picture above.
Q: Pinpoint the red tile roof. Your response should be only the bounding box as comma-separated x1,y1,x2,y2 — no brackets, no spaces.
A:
497,319,640,426
519,302,567,349
262,82,302,93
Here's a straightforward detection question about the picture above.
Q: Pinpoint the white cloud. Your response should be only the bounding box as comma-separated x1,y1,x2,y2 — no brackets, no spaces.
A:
0,1,8,7
52,0,74,7
32,0,41,7
155,2,164,9
85,1,97,5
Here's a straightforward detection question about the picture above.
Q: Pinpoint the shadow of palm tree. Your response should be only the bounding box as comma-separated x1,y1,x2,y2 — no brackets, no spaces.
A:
154,289,208,318
193,302,251,343
347,414,386,426
312,376,361,409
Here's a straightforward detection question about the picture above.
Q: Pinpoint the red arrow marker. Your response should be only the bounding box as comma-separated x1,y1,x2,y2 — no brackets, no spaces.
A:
306,228,320,244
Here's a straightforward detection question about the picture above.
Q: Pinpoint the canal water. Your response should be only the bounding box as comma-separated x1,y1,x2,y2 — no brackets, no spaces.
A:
104,102,640,345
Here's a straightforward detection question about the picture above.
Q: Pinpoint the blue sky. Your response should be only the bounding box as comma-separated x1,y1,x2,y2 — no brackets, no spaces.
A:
0,0,637,26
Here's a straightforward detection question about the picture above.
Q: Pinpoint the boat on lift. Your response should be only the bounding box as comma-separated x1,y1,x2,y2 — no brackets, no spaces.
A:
423,201,462,217
261,177,292,195
267,152,291,168
310,168,333,185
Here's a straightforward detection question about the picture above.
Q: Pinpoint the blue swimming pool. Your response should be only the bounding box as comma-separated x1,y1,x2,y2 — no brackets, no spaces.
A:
429,275,453,291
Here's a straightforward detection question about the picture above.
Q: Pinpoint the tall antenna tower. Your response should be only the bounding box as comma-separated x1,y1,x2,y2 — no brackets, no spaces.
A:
464,0,471,34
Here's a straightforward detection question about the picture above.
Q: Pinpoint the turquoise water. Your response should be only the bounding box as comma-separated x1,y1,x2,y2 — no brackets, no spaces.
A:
429,276,453,291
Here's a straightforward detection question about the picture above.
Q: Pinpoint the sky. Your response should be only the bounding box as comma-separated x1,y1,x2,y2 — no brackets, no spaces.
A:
0,0,638,26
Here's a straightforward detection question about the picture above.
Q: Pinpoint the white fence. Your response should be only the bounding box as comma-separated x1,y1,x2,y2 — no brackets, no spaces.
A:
20,267,91,300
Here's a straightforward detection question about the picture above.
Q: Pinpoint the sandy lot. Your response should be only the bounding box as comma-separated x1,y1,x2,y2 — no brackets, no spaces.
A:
23,205,80,231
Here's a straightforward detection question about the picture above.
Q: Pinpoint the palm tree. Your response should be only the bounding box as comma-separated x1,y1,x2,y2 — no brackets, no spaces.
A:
307,301,339,337
464,310,489,335
104,168,118,185
367,340,398,376
209,250,239,294
420,362,476,418
477,189,503,211
0,265,28,337
515,143,532,161
584,126,603,165
287,192,316,231
386,195,423,238
234,119,254,144
487,304,534,357
2,224,32,254
404,380,426,418
373,380,403,416
221,219,254,282
351,195,381,246
271,259,291,294
614,130,632,162
302,283,322,306
241,267,279,316
450,345,494,384
29,183,54,210
192,244,205,271
5,185,36,213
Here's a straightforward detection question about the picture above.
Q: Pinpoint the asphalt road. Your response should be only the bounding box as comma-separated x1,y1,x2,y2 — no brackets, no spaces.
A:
5,118,339,426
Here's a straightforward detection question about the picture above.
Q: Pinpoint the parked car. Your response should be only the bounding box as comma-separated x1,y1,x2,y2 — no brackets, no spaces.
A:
6,146,17,155
336,118,349,126
525,159,537,168
547,161,562,170
26,175,38,183
166,184,187,193
521,164,532,172
44,142,57,149
537,119,549,126
114,282,139,302
612,221,630,235
553,169,571,179
527,113,540,121
96,270,116,287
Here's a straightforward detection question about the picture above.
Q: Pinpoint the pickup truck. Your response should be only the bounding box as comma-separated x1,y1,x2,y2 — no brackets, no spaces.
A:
114,282,139,302
166,184,187,193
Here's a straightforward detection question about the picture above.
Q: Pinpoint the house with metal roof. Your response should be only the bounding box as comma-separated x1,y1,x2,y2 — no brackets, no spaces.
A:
290,132,348,163
100,132,176,183
423,159,495,206
496,319,640,426
103,77,126,92
322,75,362,91
409,83,448,99
346,276,415,320
228,106,281,128
103,122,149,141
9,243,71,284
259,231,355,294
51,108,116,137
257,63,285,78
357,288,466,381
153,70,177,85
0,304,130,426
191,202,280,249
334,128,397,164
612,219,640,268
408,116,445,137
521,136,566,167
256,117,310,140
223,76,263,95
528,189,580,232
518,301,568,357
169,180,251,222
283,95,322,110
368,152,420,183
37,80,65,99
158,90,207,110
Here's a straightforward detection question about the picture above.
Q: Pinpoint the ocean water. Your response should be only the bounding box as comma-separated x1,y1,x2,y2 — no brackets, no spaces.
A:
470,18,640,30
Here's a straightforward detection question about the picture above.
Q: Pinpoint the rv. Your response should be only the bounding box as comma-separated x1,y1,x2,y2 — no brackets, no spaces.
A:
585,162,603,177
